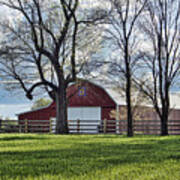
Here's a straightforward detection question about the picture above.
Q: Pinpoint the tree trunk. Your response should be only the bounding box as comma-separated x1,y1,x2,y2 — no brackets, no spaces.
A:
160,109,169,136
55,86,68,134
126,74,133,137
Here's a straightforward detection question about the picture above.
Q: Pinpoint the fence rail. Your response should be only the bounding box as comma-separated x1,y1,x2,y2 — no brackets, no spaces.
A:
0,119,180,135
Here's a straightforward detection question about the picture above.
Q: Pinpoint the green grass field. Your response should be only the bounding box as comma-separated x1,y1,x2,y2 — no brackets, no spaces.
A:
0,134,180,180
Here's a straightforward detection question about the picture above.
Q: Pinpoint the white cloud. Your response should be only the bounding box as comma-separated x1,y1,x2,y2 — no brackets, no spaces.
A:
0,104,32,119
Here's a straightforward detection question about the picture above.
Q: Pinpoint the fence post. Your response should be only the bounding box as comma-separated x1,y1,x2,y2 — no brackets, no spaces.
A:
49,118,53,133
19,125,22,133
0,119,2,132
77,119,80,133
25,119,28,133
116,105,120,134
103,119,107,134
19,120,22,133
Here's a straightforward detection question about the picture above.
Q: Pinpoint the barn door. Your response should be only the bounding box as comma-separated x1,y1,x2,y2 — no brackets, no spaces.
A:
68,107,101,134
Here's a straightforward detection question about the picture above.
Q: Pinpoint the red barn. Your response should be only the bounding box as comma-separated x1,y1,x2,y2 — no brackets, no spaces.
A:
18,81,117,133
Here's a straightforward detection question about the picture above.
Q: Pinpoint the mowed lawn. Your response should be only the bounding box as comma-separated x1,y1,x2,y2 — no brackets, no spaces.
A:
0,134,180,180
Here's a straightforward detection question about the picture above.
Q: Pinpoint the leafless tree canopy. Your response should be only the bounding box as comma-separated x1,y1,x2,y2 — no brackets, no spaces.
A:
0,0,103,133
134,0,180,135
87,0,180,136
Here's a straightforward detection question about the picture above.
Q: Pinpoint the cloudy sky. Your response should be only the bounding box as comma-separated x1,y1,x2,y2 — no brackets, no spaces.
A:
0,6,31,119
0,88,33,119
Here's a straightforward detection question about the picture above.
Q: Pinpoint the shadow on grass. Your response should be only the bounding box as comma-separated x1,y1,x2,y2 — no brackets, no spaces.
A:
1,137,180,179
0,135,47,141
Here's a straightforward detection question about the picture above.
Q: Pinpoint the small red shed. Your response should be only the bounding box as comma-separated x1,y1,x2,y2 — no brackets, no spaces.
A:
18,81,117,133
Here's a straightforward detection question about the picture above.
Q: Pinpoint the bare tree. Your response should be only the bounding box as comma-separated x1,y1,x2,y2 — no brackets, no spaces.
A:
0,0,103,134
102,0,147,136
134,0,180,135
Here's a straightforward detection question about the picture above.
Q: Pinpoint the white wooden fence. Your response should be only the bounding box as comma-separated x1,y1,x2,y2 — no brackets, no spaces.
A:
1,119,180,135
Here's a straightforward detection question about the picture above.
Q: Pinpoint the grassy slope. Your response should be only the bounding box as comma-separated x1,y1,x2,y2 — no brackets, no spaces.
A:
0,134,180,180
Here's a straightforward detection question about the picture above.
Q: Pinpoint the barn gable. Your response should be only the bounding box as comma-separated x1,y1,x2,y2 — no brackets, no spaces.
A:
48,81,116,108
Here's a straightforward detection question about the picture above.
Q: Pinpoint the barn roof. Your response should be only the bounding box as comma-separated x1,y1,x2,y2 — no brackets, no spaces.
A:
92,80,180,109
16,102,53,116
106,88,180,109
17,80,180,116
105,89,126,106
170,92,180,109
